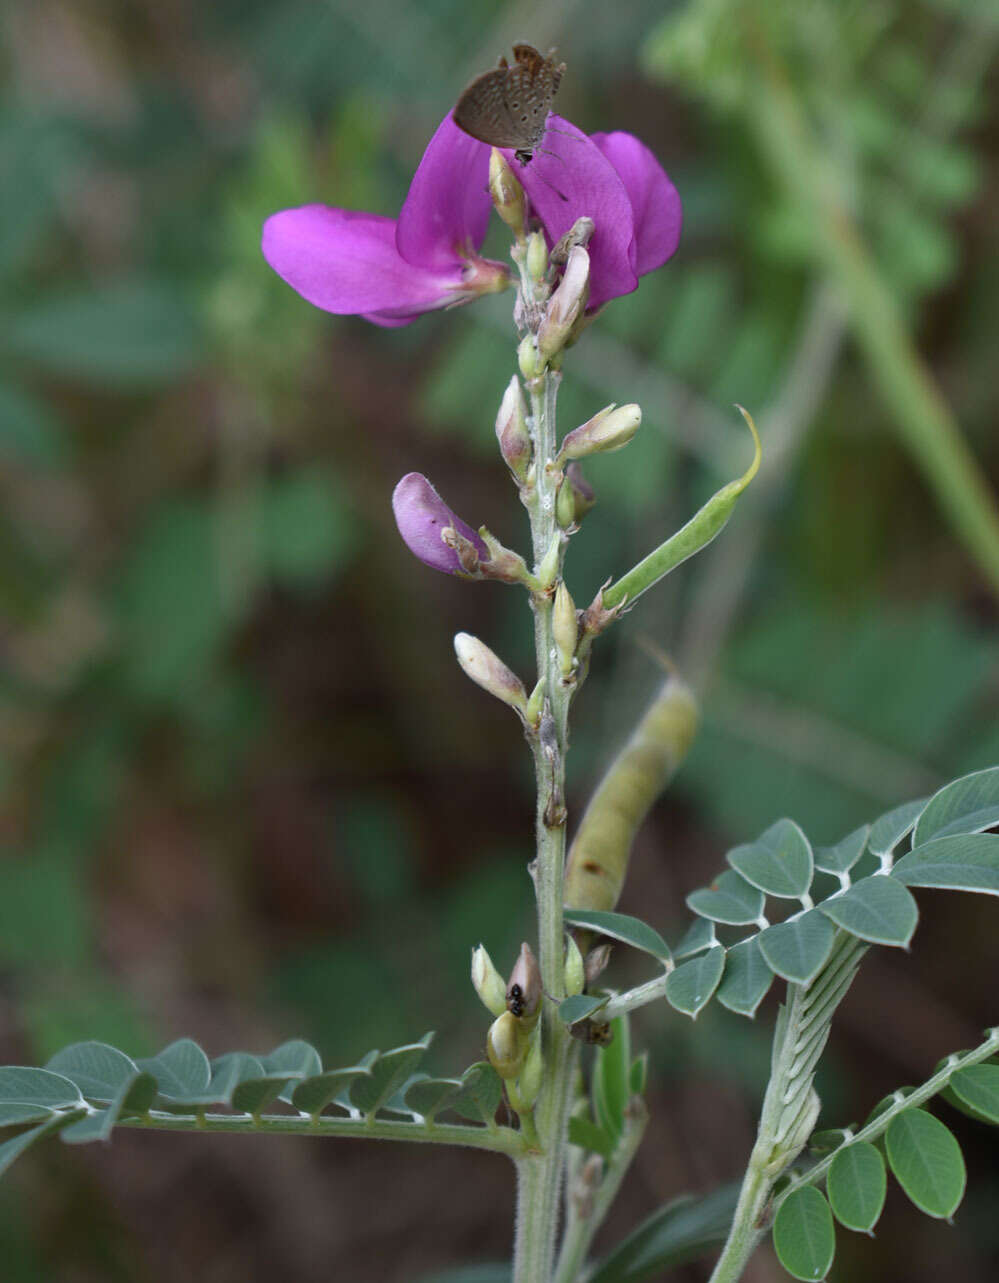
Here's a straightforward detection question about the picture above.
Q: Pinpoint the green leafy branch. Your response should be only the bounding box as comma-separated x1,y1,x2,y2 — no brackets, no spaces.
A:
561,767,999,1029
0,1033,524,1178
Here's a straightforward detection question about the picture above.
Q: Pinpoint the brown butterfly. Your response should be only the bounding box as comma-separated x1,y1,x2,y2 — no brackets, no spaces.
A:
453,44,566,165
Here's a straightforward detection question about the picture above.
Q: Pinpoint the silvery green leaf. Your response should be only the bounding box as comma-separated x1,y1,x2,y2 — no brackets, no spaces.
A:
867,798,927,858
349,1033,434,1117
564,910,671,961
45,1042,141,1102
715,936,774,1017
665,947,725,1017
886,1109,965,1218
728,819,813,899
758,911,835,984
893,834,999,896
827,1141,886,1232
773,1186,835,1281
913,767,999,845
687,870,765,925
814,825,869,876
819,875,918,946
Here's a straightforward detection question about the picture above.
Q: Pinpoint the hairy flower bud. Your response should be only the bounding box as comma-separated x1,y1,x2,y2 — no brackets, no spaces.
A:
495,376,532,483
556,463,596,529
559,403,641,464
526,230,548,283
518,334,545,380
510,1034,544,1111
553,582,578,678
538,246,590,360
506,942,542,1026
564,934,585,997
471,944,509,1018
454,633,527,716
489,149,527,240
584,942,614,988
392,473,487,576
486,1011,526,1080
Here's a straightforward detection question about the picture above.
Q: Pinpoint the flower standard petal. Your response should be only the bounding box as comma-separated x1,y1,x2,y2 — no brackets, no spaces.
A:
397,114,493,271
590,132,682,276
505,116,638,310
262,206,466,320
392,473,487,575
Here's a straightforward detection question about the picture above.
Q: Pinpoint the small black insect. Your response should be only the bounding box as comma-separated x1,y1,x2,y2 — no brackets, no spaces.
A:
507,983,526,1018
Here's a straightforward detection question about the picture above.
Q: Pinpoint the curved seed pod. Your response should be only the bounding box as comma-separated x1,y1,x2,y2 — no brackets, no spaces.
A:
564,672,698,913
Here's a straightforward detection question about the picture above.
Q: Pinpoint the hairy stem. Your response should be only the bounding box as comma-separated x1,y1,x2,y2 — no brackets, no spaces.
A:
511,248,580,1283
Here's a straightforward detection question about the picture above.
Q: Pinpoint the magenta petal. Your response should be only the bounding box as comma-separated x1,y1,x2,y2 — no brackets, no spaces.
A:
590,132,682,277
505,116,638,309
262,206,463,317
396,115,492,272
392,473,487,575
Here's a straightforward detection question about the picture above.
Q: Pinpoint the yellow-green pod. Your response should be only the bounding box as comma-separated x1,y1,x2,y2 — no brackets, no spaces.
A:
564,673,698,913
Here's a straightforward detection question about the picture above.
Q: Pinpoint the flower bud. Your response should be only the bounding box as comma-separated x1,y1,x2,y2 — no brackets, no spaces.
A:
518,334,545,380
553,581,578,678
506,942,542,1026
471,944,509,1017
487,1011,526,1080
489,149,527,240
551,217,595,266
538,246,590,360
495,376,532,483
510,1034,544,1111
526,230,548,282
564,933,585,997
558,404,641,464
584,942,613,988
556,462,596,529
392,473,487,576
454,633,527,716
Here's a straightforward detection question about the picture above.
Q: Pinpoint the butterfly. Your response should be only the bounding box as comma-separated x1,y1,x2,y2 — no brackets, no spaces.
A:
453,44,566,165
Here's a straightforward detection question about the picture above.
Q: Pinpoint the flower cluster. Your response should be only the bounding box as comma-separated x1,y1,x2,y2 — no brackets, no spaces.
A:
262,112,680,324
263,108,682,577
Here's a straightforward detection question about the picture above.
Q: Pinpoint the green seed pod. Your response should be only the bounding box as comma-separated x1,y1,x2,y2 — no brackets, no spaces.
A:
564,673,698,914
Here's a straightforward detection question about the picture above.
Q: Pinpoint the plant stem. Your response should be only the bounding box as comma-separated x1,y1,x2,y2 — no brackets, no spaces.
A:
114,1111,527,1155
553,1100,648,1283
511,251,580,1283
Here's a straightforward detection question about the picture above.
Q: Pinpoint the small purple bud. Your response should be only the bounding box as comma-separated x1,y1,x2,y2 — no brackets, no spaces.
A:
392,473,487,575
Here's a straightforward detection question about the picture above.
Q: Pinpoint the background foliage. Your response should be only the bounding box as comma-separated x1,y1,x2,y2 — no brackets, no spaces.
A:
0,0,996,1279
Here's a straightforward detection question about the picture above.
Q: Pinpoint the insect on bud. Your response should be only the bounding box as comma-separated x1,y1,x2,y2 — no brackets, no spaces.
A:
538,246,590,360
471,944,509,1018
506,942,542,1026
564,933,585,996
486,1011,526,1080
495,376,532,483
526,230,548,283
558,403,641,464
553,581,578,678
454,633,528,717
489,149,527,240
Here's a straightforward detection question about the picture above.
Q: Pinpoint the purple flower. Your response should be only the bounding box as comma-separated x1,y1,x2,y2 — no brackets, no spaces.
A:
262,114,680,324
502,117,681,310
262,116,509,326
392,472,487,575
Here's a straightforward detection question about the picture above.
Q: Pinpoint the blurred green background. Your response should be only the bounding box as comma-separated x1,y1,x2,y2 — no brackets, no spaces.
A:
1,0,997,1279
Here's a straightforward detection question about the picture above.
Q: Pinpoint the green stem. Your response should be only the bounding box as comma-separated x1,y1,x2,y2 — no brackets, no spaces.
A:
511,246,580,1283
553,1100,648,1283
114,1110,526,1156
780,1026,999,1205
